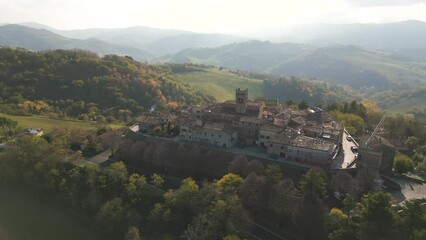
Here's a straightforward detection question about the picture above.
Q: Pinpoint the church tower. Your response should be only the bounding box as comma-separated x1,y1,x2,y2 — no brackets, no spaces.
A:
235,88,248,114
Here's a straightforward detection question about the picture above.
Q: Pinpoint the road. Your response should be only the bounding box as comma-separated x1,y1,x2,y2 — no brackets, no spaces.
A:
331,130,358,169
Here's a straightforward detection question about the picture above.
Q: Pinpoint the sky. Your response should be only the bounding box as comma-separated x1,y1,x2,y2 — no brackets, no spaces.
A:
1,0,426,34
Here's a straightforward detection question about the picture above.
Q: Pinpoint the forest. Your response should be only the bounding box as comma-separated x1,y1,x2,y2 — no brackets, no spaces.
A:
0,123,425,240
0,47,209,122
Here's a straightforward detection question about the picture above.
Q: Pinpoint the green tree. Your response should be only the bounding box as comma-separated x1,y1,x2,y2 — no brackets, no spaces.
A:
328,208,357,240
393,154,415,174
299,168,327,198
265,163,283,185
150,173,164,188
125,226,142,240
406,136,420,152
95,198,126,238
359,192,396,240
398,200,426,239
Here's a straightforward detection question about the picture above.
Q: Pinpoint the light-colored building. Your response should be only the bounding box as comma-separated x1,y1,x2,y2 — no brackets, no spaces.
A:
267,133,337,167
191,123,237,148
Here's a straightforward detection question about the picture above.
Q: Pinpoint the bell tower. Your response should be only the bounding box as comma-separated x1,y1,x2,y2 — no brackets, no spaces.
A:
235,88,248,114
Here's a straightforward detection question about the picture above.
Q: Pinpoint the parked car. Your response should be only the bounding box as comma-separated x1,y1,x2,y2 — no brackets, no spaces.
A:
351,146,359,152
346,135,353,141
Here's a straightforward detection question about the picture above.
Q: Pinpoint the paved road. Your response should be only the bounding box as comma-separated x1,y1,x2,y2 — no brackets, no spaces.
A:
331,130,358,169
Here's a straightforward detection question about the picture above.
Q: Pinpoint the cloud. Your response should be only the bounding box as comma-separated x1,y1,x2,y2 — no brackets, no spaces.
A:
346,0,426,7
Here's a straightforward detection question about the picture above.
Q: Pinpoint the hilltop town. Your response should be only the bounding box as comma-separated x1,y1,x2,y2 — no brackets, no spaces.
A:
132,88,359,169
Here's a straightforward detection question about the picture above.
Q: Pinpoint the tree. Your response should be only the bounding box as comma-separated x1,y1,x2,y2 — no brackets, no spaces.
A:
95,198,126,238
328,208,357,240
125,226,142,240
126,173,147,204
150,173,164,188
359,192,396,240
398,200,426,239
105,161,128,196
228,155,248,176
265,163,283,185
268,179,299,217
330,171,356,197
244,160,264,176
216,173,243,197
239,173,265,212
0,117,17,141
393,154,415,174
299,168,327,198
406,136,420,152
293,192,328,240
332,111,365,136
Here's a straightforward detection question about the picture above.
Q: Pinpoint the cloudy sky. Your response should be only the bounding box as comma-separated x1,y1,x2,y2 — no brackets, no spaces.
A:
1,0,425,33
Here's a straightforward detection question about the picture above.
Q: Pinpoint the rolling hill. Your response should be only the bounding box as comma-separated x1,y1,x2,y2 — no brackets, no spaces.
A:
19,23,248,55
160,41,314,73
271,45,426,89
0,24,155,60
170,65,360,104
273,20,426,50
164,42,426,89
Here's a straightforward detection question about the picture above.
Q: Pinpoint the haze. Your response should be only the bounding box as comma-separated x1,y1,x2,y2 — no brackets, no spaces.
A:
1,0,426,35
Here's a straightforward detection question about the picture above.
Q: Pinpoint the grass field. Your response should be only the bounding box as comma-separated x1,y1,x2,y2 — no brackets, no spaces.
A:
0,114,125,132
0,187,97,240
174,68,264,102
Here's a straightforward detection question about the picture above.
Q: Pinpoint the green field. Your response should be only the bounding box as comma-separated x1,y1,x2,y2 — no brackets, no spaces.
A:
0,187,97,240
0,114,125,132
174,68,264,102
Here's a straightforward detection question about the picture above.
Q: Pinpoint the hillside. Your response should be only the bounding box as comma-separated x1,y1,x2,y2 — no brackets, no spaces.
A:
0,48,206,120
170,65,359,104
0,24,155,60
19,23,248,55
161,41,314,73
271,45,426,89
165,42,426,89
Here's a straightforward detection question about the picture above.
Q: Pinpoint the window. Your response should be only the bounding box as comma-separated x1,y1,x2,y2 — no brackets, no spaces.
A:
211,133,214,137
182,129,187,132
260,135,264,139
189,136,191,139
280,146,284,149
189,130,191,133
270,144,273,147
219,135,221,138
266,136,270,139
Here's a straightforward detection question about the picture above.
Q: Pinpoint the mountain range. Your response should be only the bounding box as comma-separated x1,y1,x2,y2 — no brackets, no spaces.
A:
0,24,155,60
1,21,426,114
12,22,249,55
273,20,426,50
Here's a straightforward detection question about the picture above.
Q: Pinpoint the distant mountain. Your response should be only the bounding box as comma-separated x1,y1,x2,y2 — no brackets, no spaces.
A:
274,20,426,50
160,41,314,73
23,24,248,55
0,24,155,60
164,41,426,89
